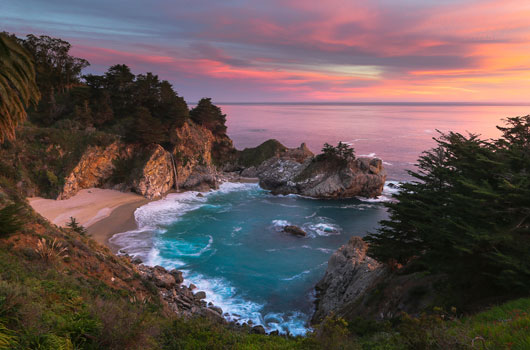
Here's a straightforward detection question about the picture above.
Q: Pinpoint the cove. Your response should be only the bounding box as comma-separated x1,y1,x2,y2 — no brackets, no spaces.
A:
111,182,394,335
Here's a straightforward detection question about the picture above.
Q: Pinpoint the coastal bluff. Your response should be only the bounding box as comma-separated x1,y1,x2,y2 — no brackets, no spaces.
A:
58,121,233,200
235,140,387,199
312,237,442,324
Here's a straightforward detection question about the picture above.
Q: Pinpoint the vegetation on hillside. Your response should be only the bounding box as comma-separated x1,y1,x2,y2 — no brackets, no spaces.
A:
1,31,530,349
0,33,40,143
366,116,530,304
2,33,228,150
238,139,288,167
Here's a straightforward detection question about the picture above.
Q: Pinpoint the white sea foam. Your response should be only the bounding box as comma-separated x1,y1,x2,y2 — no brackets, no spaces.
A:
307,222,341,236
282,269,311,281
316,248,334,254
272,219,290,230
358,152,377,157
358,180,402,203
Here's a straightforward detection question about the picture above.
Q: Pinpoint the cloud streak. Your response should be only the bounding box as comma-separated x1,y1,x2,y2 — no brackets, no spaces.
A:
2,0,530,102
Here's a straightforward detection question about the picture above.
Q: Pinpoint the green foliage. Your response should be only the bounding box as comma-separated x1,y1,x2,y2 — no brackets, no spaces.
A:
190,98,227,135
0,321,18,349
238,139,288,167
0,32,40,143
66,217,87,235
318,142,355,163
0,204,22,236
366,116,530,297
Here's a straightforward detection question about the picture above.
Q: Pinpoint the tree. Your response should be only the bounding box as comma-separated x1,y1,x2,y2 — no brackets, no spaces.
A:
319,142,355,163
0,33,40,143
126,106,166,145
66,217,87,235
190,98,227,135
365,117,530,295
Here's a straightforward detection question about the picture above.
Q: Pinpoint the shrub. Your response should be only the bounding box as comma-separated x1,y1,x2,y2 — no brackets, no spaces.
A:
0,204,22,237
66,217,87,235
317,142,355,163
35,238,68,262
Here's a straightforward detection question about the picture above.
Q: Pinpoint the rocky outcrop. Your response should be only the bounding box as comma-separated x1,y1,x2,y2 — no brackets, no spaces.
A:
59,141,131,199
312,237,387,323
59,121,231,199
136,263,225,322
283,225,307,236
257,156,386,199
239,142,314,177
312,237,444,324
233,139,385,199
133,144,174,198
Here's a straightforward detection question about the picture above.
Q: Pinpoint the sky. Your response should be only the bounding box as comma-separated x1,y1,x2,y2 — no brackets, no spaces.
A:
2,0,530,103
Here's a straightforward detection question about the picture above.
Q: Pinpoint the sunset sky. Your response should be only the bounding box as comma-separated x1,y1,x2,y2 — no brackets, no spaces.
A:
2,0,530,103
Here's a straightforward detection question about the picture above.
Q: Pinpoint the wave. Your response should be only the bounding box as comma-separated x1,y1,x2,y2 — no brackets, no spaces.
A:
358,152,377,157
271,219,290,230
358,180,402,203
306,222,341,236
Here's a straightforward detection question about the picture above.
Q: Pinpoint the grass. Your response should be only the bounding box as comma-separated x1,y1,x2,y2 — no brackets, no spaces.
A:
238,139,287,168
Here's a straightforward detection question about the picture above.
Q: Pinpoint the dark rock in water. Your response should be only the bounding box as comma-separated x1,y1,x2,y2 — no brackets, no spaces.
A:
251,325,266,334
194,291,207,300
196,193,204,197
270,330,280,336
189,283,197,290
168,269,184,284
131,256,143,264
283,225,307,236
312,237,386,323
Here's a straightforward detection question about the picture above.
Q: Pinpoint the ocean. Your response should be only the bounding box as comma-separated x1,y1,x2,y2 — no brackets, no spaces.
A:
110,104,529,335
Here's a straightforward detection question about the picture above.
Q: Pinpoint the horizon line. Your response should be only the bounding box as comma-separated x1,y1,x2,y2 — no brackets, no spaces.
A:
212,101,530,107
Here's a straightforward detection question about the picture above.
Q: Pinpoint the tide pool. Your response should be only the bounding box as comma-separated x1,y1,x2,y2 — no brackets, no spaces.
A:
111,182,393,335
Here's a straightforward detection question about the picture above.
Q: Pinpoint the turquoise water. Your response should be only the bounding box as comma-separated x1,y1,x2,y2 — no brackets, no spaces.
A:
111,182,393,334
111,104,529,334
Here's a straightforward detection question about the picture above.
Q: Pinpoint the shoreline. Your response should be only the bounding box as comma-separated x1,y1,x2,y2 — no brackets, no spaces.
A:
28,177,260,252
28,188,148,250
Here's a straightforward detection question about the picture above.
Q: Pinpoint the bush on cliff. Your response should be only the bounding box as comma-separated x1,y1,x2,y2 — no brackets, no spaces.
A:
366,116,530,299
190,98,227,136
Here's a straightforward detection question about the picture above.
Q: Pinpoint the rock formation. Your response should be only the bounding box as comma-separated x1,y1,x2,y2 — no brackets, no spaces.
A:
283,225,307,236
135,263,225,322
238,139,386,199
59,121,232,199
312,237,387,323
312,237,443,324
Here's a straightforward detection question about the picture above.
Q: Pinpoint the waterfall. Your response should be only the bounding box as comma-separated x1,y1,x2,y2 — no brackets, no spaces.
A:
170,153,179,192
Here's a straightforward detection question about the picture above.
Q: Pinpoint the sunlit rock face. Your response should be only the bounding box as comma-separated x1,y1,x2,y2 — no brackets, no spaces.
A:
257,156,386,199
59,121,234,199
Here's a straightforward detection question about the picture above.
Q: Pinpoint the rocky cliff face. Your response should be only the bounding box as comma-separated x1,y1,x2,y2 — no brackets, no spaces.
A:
59,141,132,199
59,121,231,199
255,156,386,199
312,237,442,324
312,237,387,323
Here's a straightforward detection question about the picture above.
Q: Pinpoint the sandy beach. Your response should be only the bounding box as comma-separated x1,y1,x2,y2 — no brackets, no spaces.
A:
28,188,148,248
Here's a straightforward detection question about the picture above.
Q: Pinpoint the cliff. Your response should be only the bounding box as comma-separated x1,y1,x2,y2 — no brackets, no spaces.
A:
58,121,233,199
312,237,442,324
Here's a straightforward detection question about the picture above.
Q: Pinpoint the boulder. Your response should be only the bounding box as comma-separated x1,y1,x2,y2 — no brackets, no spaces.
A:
168,269,184,284
152,265,177,289
194,291,207,300
283,225,307,236
251,325,266,334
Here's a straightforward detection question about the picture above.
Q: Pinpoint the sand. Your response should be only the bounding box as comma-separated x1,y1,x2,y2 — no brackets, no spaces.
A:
28,188,148,248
